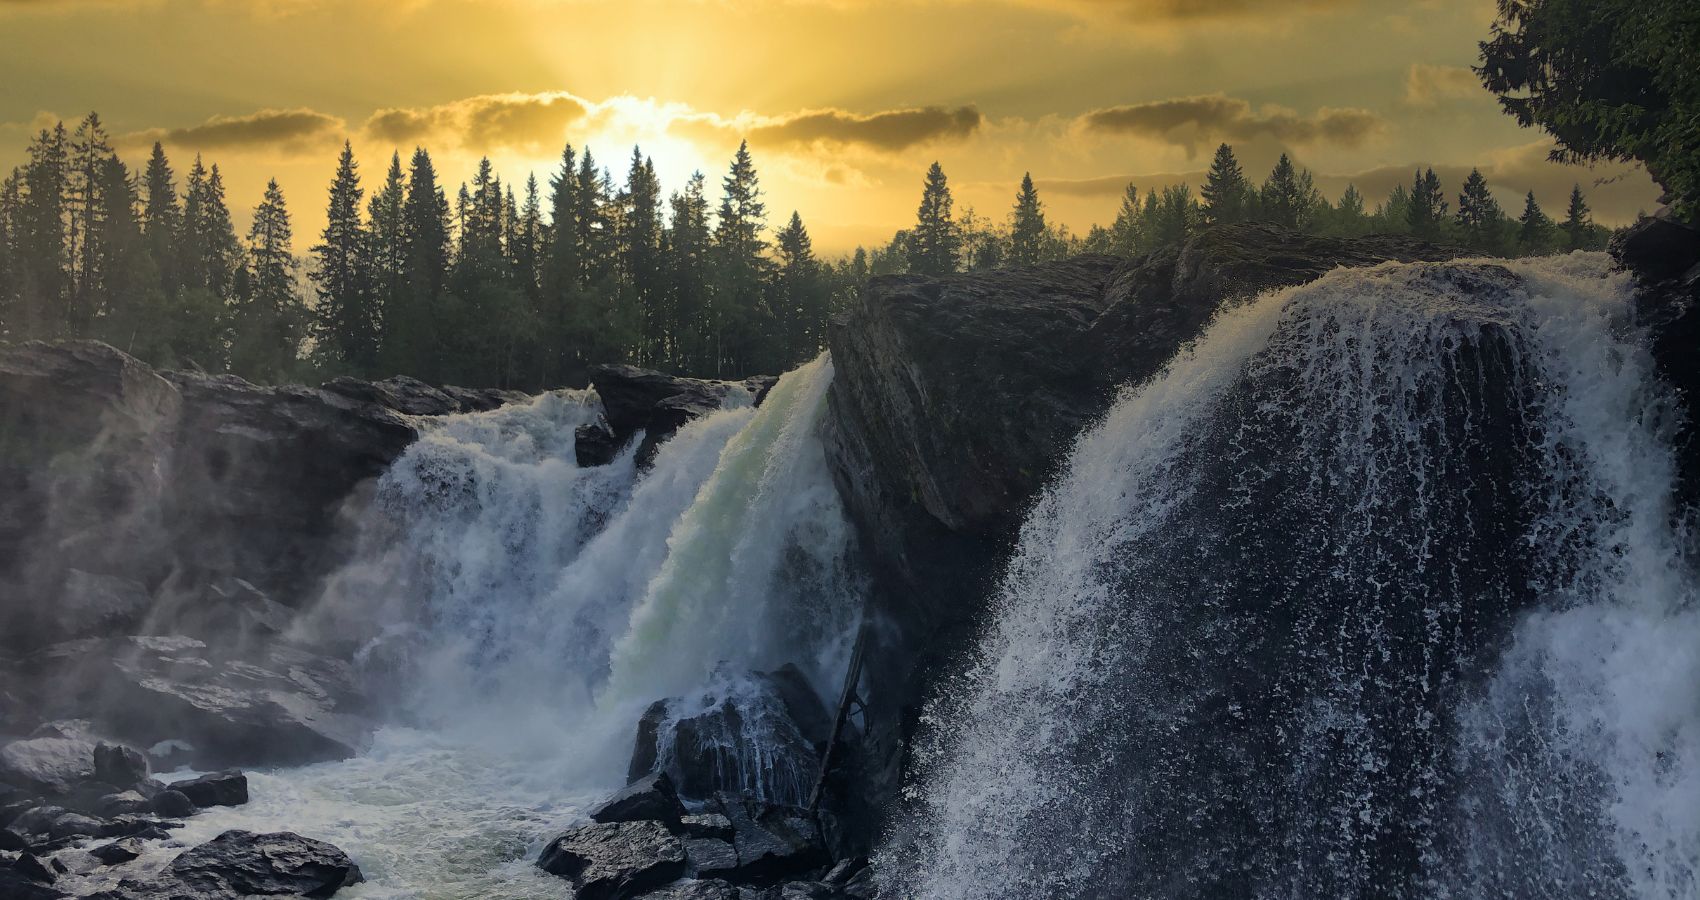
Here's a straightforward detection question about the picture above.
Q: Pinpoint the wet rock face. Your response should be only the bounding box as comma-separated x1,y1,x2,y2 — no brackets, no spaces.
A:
583,364,777,467
822,223,1462,824
1614,216,1700,517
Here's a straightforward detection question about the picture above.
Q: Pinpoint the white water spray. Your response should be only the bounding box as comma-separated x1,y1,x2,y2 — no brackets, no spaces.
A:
891,254,1699,899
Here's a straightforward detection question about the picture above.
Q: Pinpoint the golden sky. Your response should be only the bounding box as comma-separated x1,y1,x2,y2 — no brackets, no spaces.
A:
0,0,1663,255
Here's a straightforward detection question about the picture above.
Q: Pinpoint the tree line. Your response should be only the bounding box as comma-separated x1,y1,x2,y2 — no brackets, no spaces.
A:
0,115,849,387
864,143,1614,278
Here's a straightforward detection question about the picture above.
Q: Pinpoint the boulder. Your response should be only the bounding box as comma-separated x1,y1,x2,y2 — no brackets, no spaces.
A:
586,365,772,467
629,666,830,806
591,772,686,828
684,836,741,879
150,790,195,818
46,811,106,840
680,813,735,841
0,737,95,796
168,770,247,808
0,869,70,899
94,791,151,818
97,829,362,900
22,636,369,768
0,826,27,851
823,224,1462,829
89,836,143,865
639,880,744,899
713,793,829,884
537,820,688,900
12,850,57,883
320,374,459,417
8,805,67,838
92,742,148,789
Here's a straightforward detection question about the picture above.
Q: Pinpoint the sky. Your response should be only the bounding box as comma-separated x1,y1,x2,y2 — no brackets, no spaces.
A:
0,0,1664,256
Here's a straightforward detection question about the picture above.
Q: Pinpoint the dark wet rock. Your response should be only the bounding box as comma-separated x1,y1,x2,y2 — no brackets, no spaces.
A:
168,770,247,808
89,836,143,865
99,829,363,900
320,374,458,416
822,858,865,885
537,820,687,900
587,364,772,467
12,850,57,882
591,772,686,828
9,805,66,837
23,636,369,768
823,223,1462,833
777,883,841,900
161,577,296,643
1615,215,1700,518
49,571,153,645
713,793,828,884
680,813,735,841
93,790,150,818
92,742,149,789
47,811,107,840
0,737,95,795
60,781,121,815
151,789,195,818
0,826,28,851
640,879,745,899
102,816,177,841
629,666,830,806
0,868,70,899
840,868,878,900
576,419,625,467
440,383,530,413
685,837,741,879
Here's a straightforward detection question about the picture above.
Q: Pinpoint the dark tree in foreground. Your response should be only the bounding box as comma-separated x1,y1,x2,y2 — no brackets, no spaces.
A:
910,162,961,277
1009,173,1046,268
1479,0,1700,220
1202,143,1251,226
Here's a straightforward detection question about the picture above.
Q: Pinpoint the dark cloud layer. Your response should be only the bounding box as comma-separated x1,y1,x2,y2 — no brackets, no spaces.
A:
1082,94,1383,154
747,105,982,152
365,92,589,151
123,107,345,151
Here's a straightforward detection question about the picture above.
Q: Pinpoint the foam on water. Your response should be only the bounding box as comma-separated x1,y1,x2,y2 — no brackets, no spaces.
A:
104,355,862,898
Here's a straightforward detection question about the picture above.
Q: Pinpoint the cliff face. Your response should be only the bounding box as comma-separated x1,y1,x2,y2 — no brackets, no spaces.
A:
823,224,1463,809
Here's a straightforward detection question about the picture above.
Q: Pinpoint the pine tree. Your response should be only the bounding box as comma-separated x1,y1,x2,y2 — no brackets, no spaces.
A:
1561,183,1594,251
0,170,16,336
575,148,614,289
367,152,406,364
1377,184,1413,234
711,141,769,374
312,142,379,375
1517,191,1555,255
91,155,158,354
1259,154,1315,230
66,112,113,332
230,179,304,382
391,147,451,381
517,174,542,301
1455,169,1505,252
910,162,960,276
540,144,582,382
621,148,664,365
1153,183,1197,247
663,171,712,375
773,210,825,362
1109,183,1143,255
16,123,70,338
1201,143,1250,226
141,143,182,293
1008,172,1047,267
1406,168,1447,239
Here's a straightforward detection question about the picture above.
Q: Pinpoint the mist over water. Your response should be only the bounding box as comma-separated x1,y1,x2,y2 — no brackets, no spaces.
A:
890,254,1700,899
160,354,861,898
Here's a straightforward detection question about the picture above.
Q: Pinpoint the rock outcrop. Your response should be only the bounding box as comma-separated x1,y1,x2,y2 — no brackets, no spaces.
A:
582,364,778,467
823,224,1462,823
1614,215,1700,516
92,829,363,900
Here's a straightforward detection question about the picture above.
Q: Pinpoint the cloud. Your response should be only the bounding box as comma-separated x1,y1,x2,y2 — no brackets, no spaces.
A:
121,107,346,152
1081,94,1384,154
1020,0,1354,21
365,92,591,152
1403,63,1485,107
745,106,981,152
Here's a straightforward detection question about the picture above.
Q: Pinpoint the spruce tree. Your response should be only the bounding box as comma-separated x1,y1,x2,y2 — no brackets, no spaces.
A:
367,152,407,364
230,179,304,382
0,170,16,336
622,148,664,366
91,155,157,354
1110,183,1142,255
1406,168,1447,239
141,143,182,292
17,123,70,338
711,141,769,374
773,210,825,362
1455,169,1505,252
392,147,451,381
1259,154,1313,230
1517,191,1554,255
664,171,712,375
312,142,379,374
540,144,581,381
1009,172,1047,267
910,162,961,276
1201,143,1250,225
1561,183,1594,250
66,112,113,332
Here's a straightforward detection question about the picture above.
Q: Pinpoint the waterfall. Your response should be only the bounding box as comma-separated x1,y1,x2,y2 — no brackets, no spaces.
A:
889,254,1700,899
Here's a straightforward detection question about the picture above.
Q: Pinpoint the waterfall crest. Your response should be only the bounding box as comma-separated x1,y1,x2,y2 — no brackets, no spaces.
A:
889,254,1700,899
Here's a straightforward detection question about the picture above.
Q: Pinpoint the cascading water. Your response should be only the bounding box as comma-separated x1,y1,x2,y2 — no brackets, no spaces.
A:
144,354,863,898
889,254,1699,899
